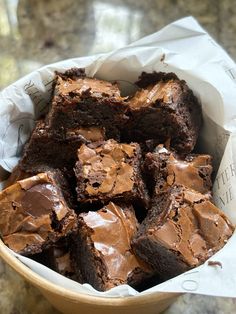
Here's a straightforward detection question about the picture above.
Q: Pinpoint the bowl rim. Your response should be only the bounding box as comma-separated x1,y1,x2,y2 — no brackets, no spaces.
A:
0,239,181,306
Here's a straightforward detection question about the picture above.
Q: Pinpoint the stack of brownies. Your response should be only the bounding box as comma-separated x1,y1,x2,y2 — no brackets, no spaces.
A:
0,68,234,291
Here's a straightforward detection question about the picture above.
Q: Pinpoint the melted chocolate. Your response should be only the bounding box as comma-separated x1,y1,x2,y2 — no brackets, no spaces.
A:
147,145,212,194
154,191,233,267
78,140,136,196
80,202,150,287
0,172,76,254
129,80,182,109
57,76,121,99
133,186,234,276
66,126,105,142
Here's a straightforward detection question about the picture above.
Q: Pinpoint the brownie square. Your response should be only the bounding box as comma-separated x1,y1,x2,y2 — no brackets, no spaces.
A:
72,202,153,291
132,185,234,280
123,72,202,153
47,68,128,140
19,119,105,174
0,171,77,255
145,145,213,195
74,139,150,208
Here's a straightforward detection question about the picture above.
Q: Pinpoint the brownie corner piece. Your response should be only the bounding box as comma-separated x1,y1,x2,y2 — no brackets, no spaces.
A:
74,139,150,208
47,68,128,139
132,185,234,280
124,71,202,153
72,202,153,291
19,117,106,175
55,67,86,81
0,171,77,255
145,145,213,195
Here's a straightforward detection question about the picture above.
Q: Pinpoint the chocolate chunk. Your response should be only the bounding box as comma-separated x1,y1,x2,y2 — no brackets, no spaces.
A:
132,185,234,280
0,171,77,255
74,139,150,209
72,202,153,291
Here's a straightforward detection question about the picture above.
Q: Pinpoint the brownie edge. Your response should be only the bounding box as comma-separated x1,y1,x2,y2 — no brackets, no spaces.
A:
0,171,77,255
132,185,234,280
72,202,153,291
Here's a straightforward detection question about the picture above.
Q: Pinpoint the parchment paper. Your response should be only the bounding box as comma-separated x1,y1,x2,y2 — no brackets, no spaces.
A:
1,16,236,298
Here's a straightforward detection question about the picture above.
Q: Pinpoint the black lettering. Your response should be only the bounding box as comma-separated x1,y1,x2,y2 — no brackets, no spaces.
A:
219,196,225,206
215,176,221,189
31,89,40,96
224,167,230,181
226,190,230,204
24,80,34,93
35,98,44,107
227,68,236,80
44,79,54,87
229,186,233,202
221,172,226,185
230,163,236,177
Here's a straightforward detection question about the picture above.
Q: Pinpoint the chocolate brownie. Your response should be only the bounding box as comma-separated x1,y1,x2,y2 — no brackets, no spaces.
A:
30,237,83,282
145,145,213,195
47,238,82,281
19,119,105,173
4,165,33,188
132,185,234,280
72,202,153,291
123,72,202,153
47,68,128,140
0,171,77,255
74,139,150,208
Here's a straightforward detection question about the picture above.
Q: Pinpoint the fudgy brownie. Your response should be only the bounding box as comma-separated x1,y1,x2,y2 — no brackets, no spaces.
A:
47,238,81,281
47,68,128,140
74,139,150,208
0,171,77,255
4,165,33,188
145,145,213,195
132,185,234,280
19,119,105,173
30,237,82,282
72,202,153,291
123,72,202,153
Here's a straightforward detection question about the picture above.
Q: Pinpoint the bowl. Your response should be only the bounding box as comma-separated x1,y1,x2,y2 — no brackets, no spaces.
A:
0,238,180,314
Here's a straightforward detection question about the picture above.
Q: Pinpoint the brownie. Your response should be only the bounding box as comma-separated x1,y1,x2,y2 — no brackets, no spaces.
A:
145,145,213,195
72,202,153,291
47,68,128,140
0,171,77,255
19,119,105,173
47,238,82,281
30,237,83,282
123,72,202,153
74,139,150,209
132,185,234,280
48,243,76,279
4,165,33,188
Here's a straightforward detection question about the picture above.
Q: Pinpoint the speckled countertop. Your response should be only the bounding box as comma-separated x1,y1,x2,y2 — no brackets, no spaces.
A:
0,0,236,313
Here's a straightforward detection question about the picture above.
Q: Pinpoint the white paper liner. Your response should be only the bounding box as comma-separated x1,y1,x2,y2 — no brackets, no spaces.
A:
1,16,236,298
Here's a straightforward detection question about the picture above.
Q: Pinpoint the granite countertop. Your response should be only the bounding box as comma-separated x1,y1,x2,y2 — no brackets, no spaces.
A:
0,0,236,313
